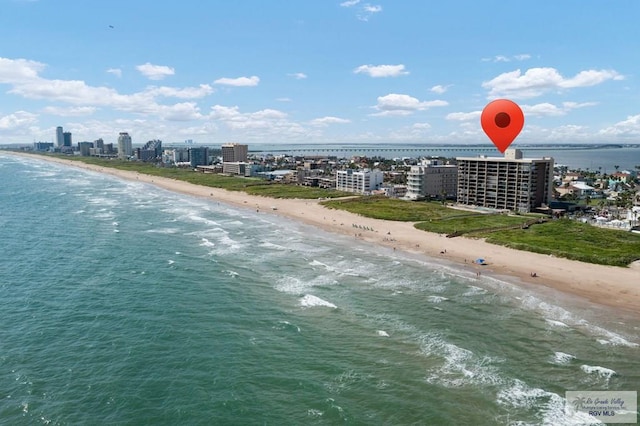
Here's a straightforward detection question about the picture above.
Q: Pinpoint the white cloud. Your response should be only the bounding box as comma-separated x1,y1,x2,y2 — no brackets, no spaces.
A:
136,63,175,80
0,57,44,83
562,101,598,110
156,102,203,121
310,116,351,126
214,76,260,87
446,111,481,121
482,67,624,99
561,70,624,88
522,101,598,117
9,79,123,104
354,64,408,78
430,84,451,94
372,93,448,116
276,97,292,102
288,72,307,79
363,4,382,12
481,54,532,63
600,114,640,136
445,101,597,120
143,84,214,99
0,111,38,130
106,68,122,78
357,3,382,20
210,105,287,127
412,122,431,129
42,106,96,116
0,57,214,121
208,105,313,140
521,103,565,117
341,1,381,21
340,0,360,6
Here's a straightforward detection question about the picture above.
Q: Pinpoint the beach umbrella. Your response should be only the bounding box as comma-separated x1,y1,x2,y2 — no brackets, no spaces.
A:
475,258,485,264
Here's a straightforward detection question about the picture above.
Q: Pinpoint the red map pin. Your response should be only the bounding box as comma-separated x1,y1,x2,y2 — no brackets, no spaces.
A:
481,99,524,153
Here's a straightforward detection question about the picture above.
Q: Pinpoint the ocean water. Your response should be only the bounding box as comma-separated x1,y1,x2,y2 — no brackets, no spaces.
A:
1,154,639,425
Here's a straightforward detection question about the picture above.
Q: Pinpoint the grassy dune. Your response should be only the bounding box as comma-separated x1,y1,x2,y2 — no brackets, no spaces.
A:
323,196,640,267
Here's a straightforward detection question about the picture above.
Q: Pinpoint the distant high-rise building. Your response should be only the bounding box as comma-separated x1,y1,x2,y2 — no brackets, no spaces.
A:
94,138,104,151
221,143,248,162
56,126,64,147
456,149,554,213
135,139,162,162
117,132,132,159
63,132,72,147
78,142,94,156
189,147,209,167
34,142,54,152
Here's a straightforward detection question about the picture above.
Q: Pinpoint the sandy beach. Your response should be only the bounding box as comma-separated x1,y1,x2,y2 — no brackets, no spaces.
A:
8,152,640,314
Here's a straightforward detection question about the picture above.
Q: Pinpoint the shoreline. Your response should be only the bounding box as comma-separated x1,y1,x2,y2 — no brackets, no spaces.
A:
7,152,640,314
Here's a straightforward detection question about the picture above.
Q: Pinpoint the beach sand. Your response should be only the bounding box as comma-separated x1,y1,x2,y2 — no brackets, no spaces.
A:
10,152,640,314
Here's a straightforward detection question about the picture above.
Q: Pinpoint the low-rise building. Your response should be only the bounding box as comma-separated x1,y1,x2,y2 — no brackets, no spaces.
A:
405,159,457,200
336,169,383,194
222,161,248,176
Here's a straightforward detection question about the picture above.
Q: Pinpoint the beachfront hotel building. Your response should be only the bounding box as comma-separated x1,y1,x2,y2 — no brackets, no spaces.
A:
63,132,72,147
117,132,133,159
221,143,248,162
189,146,209,167
136,139,163,162
336,169,384,194
405,159,458,200
56,126,64,147
456,149,554,213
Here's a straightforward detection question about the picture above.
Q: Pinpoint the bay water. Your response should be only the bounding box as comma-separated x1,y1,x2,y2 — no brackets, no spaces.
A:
1,154,638,425
246,143,640,173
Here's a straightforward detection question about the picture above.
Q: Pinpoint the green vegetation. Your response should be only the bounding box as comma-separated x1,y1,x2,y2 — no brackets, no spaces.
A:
322,195,640,267
321,196,460,221
244,184,347,199
481,219,640,267
43,154,349,199
415,214,531,235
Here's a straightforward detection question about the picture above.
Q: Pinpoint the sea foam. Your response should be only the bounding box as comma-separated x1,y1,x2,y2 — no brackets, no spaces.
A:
551,351,575,365
581,364,617,379
300,295,337,309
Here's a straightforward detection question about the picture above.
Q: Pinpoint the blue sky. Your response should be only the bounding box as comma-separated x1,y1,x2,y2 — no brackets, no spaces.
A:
1,0,638,146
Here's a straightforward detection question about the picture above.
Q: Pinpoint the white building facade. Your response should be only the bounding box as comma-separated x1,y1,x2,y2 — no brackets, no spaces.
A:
336,169,384,194
117,132,132,159
405,160,458,200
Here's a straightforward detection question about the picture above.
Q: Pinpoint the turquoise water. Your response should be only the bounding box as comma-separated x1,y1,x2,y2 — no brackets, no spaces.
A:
1,154,638,425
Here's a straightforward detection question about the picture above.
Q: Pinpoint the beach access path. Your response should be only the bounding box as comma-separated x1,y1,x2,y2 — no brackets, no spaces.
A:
10,152,640,314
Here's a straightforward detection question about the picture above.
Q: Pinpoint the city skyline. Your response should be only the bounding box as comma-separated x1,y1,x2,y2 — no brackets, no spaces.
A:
1,1,639,145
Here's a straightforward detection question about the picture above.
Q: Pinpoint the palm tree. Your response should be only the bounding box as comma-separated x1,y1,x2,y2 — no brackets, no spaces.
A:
614,165,620,172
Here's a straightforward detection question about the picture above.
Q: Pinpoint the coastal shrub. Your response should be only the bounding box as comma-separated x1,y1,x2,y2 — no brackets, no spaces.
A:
414,215,529,235
483,220,640,267
321,197,454,221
